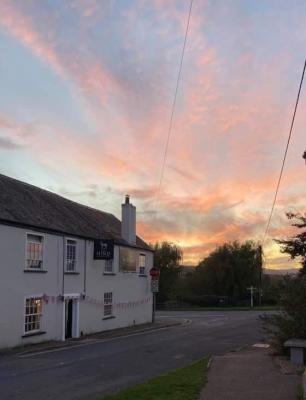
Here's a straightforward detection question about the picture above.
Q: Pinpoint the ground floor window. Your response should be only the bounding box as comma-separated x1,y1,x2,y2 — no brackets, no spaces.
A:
104,292,113,316
25,297,42,333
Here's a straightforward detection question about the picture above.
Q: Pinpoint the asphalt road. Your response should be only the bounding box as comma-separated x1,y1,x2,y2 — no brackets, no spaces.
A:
0,311,267,400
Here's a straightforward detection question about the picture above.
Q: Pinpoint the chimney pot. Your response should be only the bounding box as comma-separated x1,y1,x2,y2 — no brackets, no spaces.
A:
125,194,130,204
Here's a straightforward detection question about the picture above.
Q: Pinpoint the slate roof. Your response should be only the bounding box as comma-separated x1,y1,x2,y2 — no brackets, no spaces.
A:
0,174,152,251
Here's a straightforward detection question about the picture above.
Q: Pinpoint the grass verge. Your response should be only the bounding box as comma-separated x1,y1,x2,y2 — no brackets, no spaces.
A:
100,357,209,400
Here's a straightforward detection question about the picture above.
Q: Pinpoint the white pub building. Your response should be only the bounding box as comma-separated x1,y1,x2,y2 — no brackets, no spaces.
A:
0,174,153,349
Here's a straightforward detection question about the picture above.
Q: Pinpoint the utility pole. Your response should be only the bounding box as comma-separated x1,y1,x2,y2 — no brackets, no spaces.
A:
247,286,255,308
258,245,263,307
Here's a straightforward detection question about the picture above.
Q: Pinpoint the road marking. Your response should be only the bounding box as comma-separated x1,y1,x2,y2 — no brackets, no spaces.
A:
173,354,185,359
253,343,270,348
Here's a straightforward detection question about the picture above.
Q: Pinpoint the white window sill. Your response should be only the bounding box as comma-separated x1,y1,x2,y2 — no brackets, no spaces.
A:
23,269,47,273
102,315,115,320
64,271,80,275
22,331,46,338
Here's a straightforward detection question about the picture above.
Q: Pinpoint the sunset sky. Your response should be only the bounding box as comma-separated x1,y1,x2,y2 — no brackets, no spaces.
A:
1,0,306,269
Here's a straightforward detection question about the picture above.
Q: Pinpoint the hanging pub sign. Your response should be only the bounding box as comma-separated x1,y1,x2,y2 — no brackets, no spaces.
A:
94,239,114,260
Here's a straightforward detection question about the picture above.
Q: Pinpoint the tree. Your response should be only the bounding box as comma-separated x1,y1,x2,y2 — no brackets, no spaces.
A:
261,275,306,352
152,241,182,303
277,212,306,276
192,241,263,305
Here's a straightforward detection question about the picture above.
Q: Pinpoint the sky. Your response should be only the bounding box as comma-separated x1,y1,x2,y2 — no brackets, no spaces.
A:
0,0,306,269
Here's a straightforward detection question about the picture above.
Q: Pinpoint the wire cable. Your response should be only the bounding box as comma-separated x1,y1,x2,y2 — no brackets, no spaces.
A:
155,0,193,206
263,59,306,244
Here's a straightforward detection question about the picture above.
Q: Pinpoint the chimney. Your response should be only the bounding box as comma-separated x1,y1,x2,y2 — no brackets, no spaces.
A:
121,195,136,244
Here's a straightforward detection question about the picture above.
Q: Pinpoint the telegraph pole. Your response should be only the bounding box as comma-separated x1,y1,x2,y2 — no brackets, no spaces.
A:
247,286,255,308
258,245,263,307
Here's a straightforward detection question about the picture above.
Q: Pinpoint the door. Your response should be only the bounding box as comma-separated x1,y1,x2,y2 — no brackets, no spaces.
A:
65,299,73,339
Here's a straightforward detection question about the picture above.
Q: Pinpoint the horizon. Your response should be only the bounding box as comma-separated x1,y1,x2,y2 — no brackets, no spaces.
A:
1,1,306,269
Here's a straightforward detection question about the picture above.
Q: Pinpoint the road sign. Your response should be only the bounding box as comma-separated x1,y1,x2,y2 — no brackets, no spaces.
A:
150,267,160,279
151,279,159,293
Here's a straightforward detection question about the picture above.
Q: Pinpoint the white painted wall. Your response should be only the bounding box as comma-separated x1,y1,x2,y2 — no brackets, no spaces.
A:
0,224,153,349
80,244,153,334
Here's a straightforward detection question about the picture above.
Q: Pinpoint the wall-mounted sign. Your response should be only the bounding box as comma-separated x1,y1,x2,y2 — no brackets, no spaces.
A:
94,239,114,260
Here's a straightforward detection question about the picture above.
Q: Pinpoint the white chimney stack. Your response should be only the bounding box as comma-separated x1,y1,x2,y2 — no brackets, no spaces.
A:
121,195,136,244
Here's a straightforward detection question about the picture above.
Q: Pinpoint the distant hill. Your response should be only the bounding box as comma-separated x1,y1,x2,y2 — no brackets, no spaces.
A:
263,268,299,276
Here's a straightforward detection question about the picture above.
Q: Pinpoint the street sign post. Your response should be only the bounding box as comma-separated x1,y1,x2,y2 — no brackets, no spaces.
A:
150,267,160,323
151,279,159,292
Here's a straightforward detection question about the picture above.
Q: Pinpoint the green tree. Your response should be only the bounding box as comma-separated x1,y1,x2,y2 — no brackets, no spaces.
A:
261,275,306,352
153,241,182,303
277,212,306,276
192,241,263,304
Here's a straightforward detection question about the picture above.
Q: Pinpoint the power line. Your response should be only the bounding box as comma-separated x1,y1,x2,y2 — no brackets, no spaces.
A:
263,59,306,244
155,0,193,205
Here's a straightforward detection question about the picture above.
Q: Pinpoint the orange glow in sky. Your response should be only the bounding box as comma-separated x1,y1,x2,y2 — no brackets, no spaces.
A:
1,1,306,269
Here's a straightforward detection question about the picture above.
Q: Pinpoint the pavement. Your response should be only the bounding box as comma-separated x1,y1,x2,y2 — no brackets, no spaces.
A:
0,310,267,400
200,345,302,400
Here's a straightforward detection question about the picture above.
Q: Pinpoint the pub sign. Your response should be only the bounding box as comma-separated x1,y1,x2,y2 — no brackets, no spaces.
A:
94,239,114,260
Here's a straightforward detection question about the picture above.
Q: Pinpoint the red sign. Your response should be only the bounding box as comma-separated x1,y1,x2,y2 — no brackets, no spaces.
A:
150,267,160,278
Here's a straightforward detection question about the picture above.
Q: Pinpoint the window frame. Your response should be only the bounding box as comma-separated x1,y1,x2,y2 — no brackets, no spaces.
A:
25,232,45,271
103,292,113,317
104,259,114,274
23,295,43,335
65,238,78,273
139,253,146,275
119,247,137,273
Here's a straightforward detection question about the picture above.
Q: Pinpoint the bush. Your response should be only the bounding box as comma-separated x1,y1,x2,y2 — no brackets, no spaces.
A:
177,294,230,307
260,276,306,353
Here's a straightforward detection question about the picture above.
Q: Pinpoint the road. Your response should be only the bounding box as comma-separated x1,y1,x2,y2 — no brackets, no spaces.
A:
0,311,267,400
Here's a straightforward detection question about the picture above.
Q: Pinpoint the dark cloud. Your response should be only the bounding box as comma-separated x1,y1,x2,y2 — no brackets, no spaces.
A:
0,137,23,149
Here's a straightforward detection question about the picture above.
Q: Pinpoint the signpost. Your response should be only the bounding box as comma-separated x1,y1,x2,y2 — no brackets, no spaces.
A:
93,239,114,260
150,267,160,323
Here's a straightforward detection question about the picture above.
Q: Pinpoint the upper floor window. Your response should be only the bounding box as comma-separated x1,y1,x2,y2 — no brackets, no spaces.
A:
104,292,113,316
119,247,137,272
26,234,44,270
104,259,113,274
66,239,77,272
139,254,146,275
24,296,43,333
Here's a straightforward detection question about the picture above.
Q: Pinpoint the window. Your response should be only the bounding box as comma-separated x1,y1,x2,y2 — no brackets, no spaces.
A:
119,247,137,272
26,234,44,270
104,259,113,274
139,254,146,275
24,297,42,333
66,239,77,272
104,292,113,316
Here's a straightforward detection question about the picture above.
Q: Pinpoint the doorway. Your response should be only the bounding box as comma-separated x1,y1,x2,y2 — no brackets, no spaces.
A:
65,299,73,339
64,296,79,340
